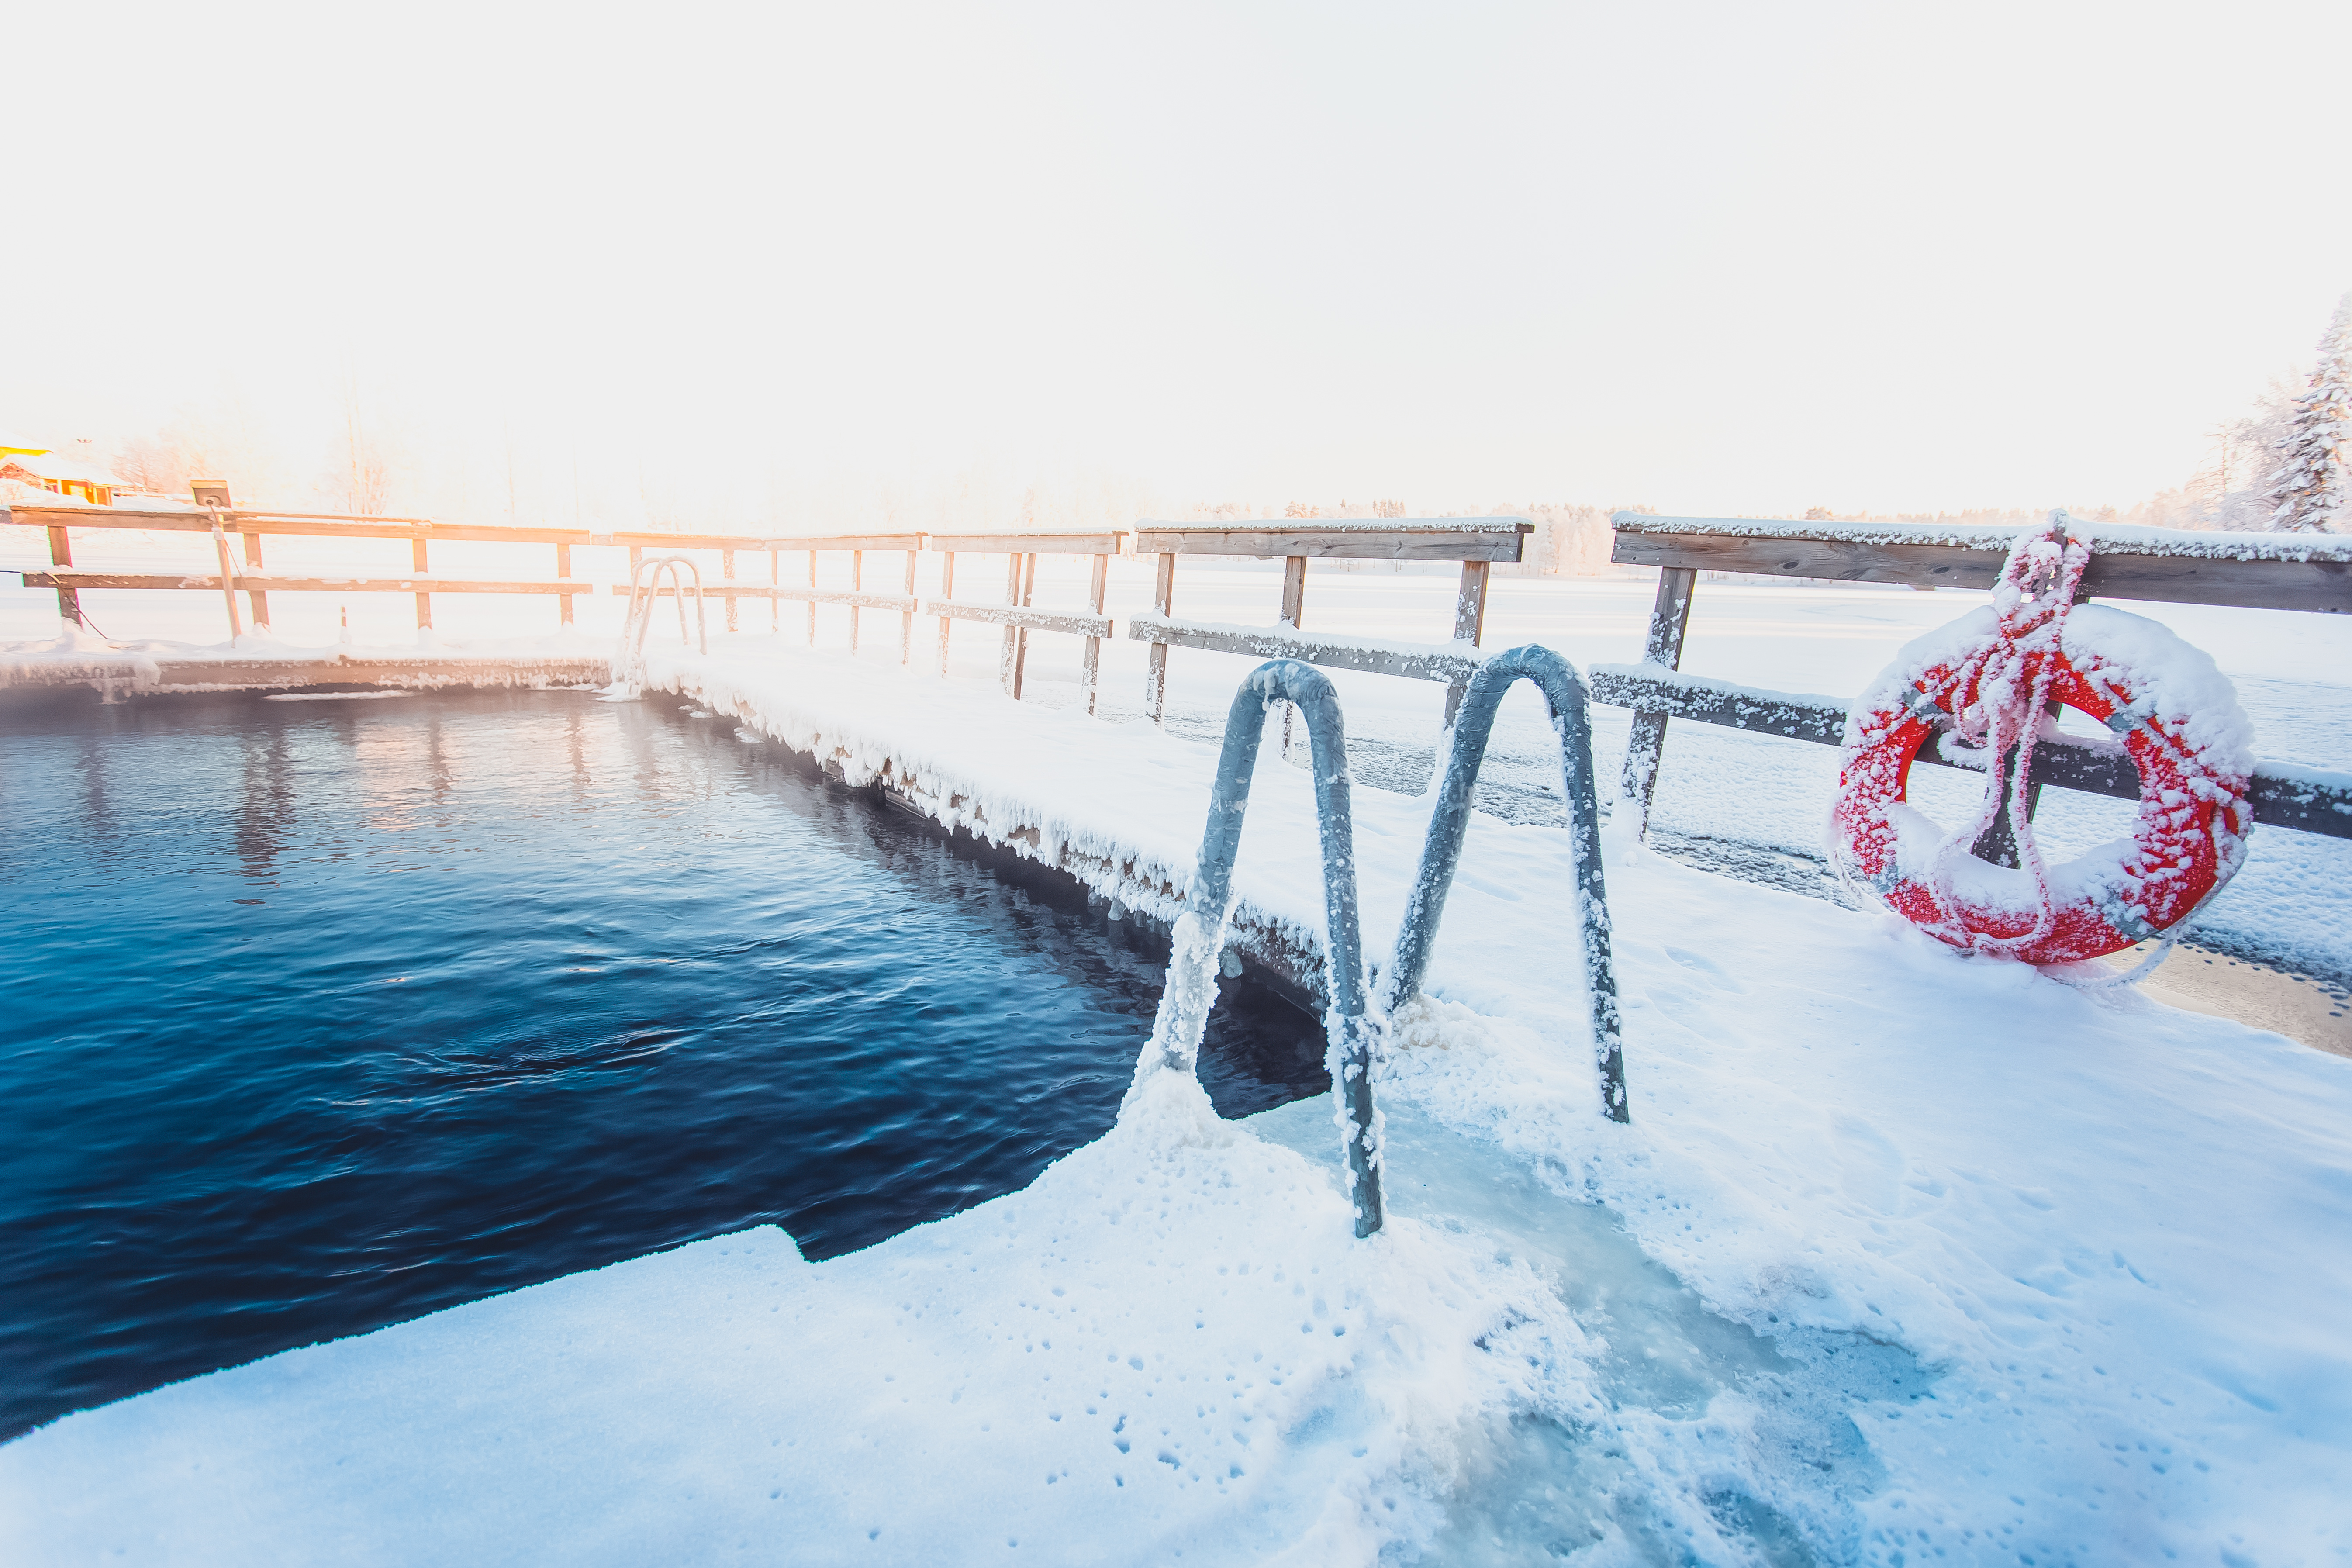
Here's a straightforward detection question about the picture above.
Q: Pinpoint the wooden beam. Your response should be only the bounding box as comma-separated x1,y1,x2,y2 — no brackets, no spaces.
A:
1442,560,1491,727
1126,615,1479,684
925,532,1127,556
1585,663,2352,840
925,600,1113,638
3,506,920,556
1130,522,1530,563
23,571,590,594
1278,556,1306,627
1610,521,2352,614
603,583,918,610
1616,567,1698,832
44,523,79,627
1145,553,1175,724
1082,553,1109,716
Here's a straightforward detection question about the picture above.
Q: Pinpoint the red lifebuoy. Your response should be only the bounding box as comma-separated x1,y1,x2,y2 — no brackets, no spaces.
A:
1830,525,2253,968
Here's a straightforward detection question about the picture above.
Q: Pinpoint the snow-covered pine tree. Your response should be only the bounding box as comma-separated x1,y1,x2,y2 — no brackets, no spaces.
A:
2265,293,2352,532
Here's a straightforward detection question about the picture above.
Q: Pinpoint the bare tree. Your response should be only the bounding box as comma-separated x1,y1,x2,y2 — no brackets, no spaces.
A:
341,376,390,516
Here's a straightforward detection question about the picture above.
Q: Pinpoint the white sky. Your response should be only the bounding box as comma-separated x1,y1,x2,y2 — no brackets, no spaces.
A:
6,1,2349,523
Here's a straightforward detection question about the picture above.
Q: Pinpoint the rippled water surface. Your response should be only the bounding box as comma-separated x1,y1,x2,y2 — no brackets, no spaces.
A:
0,688,1325,1440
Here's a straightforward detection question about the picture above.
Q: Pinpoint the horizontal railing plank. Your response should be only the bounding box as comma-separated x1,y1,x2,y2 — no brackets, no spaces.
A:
21,571,582,595
1610,516,2352,613
1587,662,2352,838
924,599,1112,638
4,506,925,556
926,533,1126,556
1126,614,1479,683
604,583,918,611
1131,520,1530,563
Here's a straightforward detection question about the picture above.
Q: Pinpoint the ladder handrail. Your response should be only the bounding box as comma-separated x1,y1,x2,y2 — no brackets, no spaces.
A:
1138,658,1385,1238
614,555,707,695
1381,644,1629,1122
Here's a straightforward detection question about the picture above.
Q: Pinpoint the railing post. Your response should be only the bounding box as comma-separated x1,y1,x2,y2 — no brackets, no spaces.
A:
1145,551,1175,723
556,542,574,626
1011,553,1037,700
769,548,781,635
1136,659,1384,1236
722,549,738,633
999,554,1022,694
938,551,957,675
1081,551,1109,714
44,524,81,630
805,550,818,644
239,524,270,631
411,534,432,632
1385,645,1629,1122
1276,555,1308,758
1441,560,1490,727
850,549,863,652
900,547,919,663
1618,565,1696,835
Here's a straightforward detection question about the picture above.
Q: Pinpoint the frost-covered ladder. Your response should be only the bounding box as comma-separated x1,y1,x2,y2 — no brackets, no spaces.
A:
1381,646,1628,1122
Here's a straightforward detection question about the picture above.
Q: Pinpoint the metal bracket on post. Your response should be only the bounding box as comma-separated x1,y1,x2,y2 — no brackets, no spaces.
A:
1383,645,1629,1122
1140,659,1385,1236
1617,565,1697,836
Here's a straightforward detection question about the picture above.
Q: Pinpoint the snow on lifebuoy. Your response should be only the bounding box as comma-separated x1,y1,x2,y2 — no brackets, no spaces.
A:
1829,517,2255,968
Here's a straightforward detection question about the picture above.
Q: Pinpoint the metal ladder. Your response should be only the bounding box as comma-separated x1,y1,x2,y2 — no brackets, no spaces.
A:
1143,646,1625,1239
611,555,708,696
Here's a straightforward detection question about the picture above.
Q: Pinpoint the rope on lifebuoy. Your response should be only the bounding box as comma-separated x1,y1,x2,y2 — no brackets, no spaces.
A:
1830,512,2255,974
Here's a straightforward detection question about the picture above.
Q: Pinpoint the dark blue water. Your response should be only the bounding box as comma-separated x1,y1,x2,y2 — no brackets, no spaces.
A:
0,687,1326,1441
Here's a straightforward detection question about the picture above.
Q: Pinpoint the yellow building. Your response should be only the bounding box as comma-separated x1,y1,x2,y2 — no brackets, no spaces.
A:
0,442,119,504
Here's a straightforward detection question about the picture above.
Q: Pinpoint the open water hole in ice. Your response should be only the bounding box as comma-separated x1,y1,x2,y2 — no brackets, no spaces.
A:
1251,1097,1937,1565
0,687,1329,1440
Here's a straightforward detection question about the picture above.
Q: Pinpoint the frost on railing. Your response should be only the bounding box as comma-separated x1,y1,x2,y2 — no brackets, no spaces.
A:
1124,615,1481,685
1613,512,2352,564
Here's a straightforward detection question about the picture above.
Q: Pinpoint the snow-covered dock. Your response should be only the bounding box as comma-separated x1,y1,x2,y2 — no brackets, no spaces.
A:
5,636,2350,1564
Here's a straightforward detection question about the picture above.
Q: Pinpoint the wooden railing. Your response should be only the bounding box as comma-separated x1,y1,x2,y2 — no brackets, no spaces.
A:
1123,519,1533,724
1605,514,2352,842
6,503,867,636
3,504,1132,712
924,533,1123,711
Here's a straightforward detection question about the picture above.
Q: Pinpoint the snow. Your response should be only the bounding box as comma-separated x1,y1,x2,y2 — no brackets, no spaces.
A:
1616,511,2352,563
5,632,2348,1565
1127,613,1478,681
1133,516,1530,537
